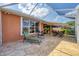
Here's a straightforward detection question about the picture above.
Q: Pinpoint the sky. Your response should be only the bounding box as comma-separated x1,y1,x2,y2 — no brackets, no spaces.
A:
3,3,74,23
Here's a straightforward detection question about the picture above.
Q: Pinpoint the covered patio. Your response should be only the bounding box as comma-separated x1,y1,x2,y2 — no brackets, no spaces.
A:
0,3,78,56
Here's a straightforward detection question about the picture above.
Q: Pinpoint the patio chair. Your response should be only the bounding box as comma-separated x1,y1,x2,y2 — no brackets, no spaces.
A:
58,31,65,37
52,31,58,36
23,31,30,41
23,32,41,44
37,31,44,39
27,35,42,44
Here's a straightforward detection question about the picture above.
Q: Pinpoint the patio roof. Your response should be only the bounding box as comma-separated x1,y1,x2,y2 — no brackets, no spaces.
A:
0,3,74,23
47,3,79,15
0,7,71,27
65,11,76,18
0,3,76,27
65,5,79,18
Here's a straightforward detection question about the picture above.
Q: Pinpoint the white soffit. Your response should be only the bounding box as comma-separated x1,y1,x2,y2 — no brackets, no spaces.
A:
0,3,17,7
0,3,11,6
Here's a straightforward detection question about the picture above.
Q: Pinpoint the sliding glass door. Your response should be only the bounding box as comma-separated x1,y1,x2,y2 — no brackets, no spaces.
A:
21,17,39,35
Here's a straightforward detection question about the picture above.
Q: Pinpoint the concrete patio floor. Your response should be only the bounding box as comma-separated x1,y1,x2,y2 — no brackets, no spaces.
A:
49,36,79,56
0,35,77,56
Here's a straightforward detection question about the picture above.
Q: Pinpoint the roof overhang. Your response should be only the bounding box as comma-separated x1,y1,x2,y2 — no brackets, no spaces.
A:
0,3,18,8
0,7,40,22
41,21,71,28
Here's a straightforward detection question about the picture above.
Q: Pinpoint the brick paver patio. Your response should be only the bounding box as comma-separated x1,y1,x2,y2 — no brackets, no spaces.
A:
0,35,76,56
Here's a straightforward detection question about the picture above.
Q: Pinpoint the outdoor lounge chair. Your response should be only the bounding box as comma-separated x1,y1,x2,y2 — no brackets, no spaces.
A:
23,31,41,44
37,31,44,39
27,35,41,44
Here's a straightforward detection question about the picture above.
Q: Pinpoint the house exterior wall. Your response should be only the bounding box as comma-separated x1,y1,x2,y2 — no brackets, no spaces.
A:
0,11,2,46
2,12,21,44
1,11,45,44
39,22,44,32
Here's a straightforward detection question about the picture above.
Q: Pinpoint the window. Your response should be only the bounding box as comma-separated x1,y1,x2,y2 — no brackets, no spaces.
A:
20,17,39,35
30,21,35,33
20,17,29,35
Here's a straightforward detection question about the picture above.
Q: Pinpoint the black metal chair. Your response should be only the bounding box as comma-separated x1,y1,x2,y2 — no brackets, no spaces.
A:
58,31,65,37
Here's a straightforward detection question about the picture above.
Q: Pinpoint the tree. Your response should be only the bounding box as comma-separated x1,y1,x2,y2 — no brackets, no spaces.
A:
66,21,75,26
65,21,75,35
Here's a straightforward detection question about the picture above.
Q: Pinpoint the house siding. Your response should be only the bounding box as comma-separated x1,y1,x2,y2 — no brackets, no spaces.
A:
2,12,21,44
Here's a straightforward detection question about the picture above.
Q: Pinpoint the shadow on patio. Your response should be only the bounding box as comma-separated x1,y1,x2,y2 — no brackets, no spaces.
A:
0,35,63,56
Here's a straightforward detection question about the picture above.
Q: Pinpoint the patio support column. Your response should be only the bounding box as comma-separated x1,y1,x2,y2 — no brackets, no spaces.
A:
50,25,52,35
75,6,79,44
34,22,36,33
28,20,30,34
39,22,43,32
0,11,2,46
